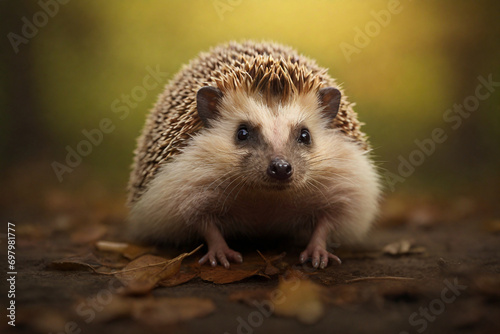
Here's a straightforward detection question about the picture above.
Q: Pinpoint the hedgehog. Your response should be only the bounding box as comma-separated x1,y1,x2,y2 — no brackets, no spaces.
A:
127,41,380,269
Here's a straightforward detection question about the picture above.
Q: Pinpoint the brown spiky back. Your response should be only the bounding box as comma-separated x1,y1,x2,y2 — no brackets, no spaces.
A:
128,41,367,204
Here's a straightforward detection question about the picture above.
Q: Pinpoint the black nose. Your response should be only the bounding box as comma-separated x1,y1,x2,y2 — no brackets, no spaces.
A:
267,158,293,180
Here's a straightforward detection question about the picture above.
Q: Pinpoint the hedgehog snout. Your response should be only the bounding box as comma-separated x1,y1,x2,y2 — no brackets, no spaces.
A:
267,157,293,181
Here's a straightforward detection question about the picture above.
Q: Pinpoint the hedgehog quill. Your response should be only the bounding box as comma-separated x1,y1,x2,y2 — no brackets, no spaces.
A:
128,41,380,269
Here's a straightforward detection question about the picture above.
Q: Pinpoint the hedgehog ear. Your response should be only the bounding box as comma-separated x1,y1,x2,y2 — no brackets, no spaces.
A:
197,86,223,127
318,87,341,121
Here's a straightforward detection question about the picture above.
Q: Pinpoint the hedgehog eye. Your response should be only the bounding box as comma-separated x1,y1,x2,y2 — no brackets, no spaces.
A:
237,126,249,141
298,128,311,145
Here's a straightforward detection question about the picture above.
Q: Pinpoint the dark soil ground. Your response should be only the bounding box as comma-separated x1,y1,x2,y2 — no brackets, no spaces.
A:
1,179,500,334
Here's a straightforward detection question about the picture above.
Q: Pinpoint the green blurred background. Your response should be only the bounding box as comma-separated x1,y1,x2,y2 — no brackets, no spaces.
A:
1,0,499,215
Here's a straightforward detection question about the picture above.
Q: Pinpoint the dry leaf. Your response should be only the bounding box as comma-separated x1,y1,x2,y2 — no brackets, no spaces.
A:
97,296,215,325
383,240,411,255
159,263,200,287
199,254,268,284
200,266,263,284
51,253,107,273
227,270,324,324
115,245,202,295
71,225,107,244
133,297,215,325
115,255,166,284
258,251,286,276
383,240,425,256
95,240,153,260
122,244,155,260
274,272,325,324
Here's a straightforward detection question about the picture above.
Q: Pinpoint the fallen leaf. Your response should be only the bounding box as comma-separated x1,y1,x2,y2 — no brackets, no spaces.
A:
95,240,154,260
200,266,263,284
227,270,325,323
97,296,215,325
383,240,425,256
122,244,155,260
384,240,411,255
71,225,108,244
199,254,267,284
274,271,325,324
50,253,108,273
115,245,202,295
133,297,215,325
114,254,167,285
159,263,200,287
258,251,286,276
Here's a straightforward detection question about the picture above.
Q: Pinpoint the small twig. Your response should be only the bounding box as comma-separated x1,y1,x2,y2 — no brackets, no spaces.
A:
344,276,415,284
257,250,267,262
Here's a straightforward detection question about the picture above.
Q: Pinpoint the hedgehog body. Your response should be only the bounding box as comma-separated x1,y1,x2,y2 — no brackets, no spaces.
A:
128,41,380,268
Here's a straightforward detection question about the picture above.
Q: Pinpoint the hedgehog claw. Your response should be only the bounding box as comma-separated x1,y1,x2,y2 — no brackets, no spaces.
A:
199,246,242,268
300,245,341,269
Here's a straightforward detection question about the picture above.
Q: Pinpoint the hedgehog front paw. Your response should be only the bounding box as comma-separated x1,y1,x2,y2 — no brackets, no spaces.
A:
299,244,341,269
199,246,243,269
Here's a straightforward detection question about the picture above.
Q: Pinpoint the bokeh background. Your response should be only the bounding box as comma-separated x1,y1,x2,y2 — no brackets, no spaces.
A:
1,0,499,222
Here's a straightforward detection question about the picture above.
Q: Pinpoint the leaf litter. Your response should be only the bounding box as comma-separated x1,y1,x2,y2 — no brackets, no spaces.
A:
114,244,203,295
229,269,326,324
50,237,428,326
50,252,117,273
199,252,270,284
258,250,287,276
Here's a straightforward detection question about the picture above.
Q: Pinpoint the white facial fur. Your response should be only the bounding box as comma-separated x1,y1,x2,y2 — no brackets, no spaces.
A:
128,89,380,246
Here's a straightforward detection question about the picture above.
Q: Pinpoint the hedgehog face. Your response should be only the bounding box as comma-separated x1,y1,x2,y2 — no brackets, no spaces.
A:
196,86,342,193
